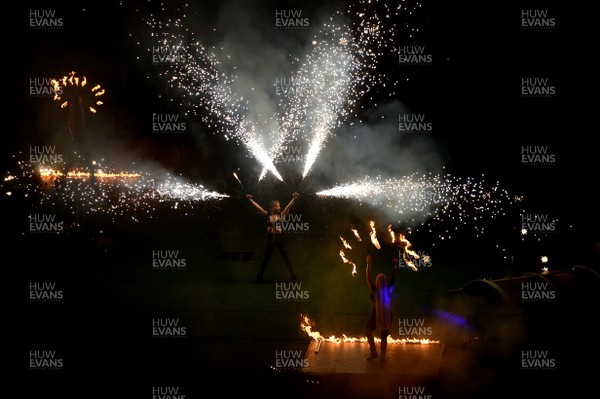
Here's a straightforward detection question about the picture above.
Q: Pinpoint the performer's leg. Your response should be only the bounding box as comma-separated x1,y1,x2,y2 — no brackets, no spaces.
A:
276,236,296,281
257,236,275,282
365,309,378,360
59,137,75,185
380,330,389,362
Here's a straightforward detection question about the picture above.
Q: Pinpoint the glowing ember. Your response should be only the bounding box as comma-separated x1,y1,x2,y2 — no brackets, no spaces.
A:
233,171,242,184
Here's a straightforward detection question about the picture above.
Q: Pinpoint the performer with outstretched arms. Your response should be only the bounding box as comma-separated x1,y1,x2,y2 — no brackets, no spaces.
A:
365,254,398,362
246,192,300,283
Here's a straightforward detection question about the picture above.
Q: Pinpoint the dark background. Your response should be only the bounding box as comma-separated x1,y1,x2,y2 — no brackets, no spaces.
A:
7,1,599,398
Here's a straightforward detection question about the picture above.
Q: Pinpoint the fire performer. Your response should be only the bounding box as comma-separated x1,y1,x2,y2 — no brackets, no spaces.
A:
246,192,299,283
365,254,398,362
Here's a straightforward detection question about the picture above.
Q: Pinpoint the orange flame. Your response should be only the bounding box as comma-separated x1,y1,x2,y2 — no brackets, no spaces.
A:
351,228,362,242
339,236,352,250
339,250,357,276
38,167,141,180
369,220,381,249
388,224,395,243
398,233,419,272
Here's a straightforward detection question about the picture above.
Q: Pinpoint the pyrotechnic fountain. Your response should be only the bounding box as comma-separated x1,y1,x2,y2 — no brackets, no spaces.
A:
134,0,411,183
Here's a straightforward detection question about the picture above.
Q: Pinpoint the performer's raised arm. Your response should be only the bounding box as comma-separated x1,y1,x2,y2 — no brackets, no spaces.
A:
365,255,374,293
246,194,268,216
281,192,299,217
249,193,298,283
389,257,398,291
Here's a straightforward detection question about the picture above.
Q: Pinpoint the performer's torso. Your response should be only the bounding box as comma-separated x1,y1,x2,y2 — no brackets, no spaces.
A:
266,213,283,234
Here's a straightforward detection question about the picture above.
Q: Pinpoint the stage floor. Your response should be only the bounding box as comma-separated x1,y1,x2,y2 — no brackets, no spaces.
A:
301,340,445,376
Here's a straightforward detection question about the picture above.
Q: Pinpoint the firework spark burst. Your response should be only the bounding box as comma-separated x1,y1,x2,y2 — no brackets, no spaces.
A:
3,154,229,221
134,3,284,181
317,171,517,244
295,0,410,178
132,0,410,182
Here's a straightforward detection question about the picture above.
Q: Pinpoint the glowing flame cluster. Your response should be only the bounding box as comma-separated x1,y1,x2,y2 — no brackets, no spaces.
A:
51,71,105,114
339,221,421,274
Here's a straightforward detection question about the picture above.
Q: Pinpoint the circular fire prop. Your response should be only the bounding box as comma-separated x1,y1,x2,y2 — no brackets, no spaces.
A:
51,71,105,115
50,71,107,175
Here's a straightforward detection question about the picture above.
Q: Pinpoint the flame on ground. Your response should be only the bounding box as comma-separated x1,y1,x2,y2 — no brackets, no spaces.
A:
39,167,142,180
300,314,440,345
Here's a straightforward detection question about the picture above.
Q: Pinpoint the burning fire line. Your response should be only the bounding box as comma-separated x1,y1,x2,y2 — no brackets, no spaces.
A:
38,167,142,179
300,314,439,353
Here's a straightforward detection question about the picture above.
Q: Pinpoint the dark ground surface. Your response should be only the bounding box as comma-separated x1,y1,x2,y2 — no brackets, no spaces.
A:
8,176,599,399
